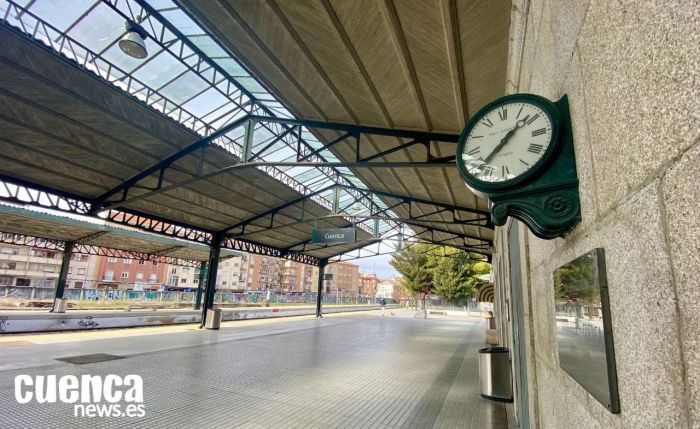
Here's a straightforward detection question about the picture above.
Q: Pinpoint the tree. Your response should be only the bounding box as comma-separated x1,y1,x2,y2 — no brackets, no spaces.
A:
390,243,492,308
433,250,491,304
554,253,599,304
389,242,435,309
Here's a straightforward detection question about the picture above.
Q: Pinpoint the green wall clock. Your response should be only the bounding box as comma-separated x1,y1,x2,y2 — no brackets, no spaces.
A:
456,94,581,239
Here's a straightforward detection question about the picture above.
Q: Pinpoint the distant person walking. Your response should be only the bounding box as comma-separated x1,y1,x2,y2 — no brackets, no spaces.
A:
380,298,387,316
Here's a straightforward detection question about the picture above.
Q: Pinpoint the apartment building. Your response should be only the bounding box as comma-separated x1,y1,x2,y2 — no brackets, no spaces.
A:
94,256,167,290
0,244,96,289
165,264,201,290
246,255,283,292
66,253,99,289
280,260,315,293
216,254,248,291
1,241,358,296
317,261,359,296
357,273,378,296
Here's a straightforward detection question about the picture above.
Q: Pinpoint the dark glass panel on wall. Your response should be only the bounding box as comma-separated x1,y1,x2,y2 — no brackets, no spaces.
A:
554,248,620,413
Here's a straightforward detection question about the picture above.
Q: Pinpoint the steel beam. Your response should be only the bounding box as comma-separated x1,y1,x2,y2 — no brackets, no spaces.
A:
286,237,381,254
96,158,455,214
222,185,335,234
88,109,460,215
339,184,490,217
221,183,489,235
300,131,353,162
245,115,459,142
89,114,251,212
321,213,489,227
103,209,214,243
0,232,205,268
0,175,91,214
330,241,490,262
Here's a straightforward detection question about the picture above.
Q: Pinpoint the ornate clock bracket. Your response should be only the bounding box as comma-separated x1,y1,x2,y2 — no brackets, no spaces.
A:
488,95,581,239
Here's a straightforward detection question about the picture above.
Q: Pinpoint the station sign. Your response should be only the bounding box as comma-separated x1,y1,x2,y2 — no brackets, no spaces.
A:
311,227,356,244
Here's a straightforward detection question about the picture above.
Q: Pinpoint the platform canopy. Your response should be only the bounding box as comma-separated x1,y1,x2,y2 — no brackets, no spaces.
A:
0,203,239,267
0,0,510,265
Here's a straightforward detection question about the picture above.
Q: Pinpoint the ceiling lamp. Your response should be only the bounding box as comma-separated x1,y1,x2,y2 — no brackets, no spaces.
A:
119,20,148,59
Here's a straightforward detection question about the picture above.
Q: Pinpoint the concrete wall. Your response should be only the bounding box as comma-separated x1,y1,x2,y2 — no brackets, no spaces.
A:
499,1,699,427
0,305,393,333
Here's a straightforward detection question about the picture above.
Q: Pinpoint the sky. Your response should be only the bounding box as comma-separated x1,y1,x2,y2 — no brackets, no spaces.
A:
355,254,399,280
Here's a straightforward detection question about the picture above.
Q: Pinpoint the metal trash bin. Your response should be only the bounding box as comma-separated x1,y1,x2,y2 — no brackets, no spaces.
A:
53,298,67,313
205,308,222,330
478,347,513,402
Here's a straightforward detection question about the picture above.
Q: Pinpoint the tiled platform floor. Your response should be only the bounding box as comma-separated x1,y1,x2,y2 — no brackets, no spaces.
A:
0,310,512,428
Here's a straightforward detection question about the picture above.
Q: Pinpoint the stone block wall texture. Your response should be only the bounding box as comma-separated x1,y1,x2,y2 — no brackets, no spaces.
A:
503,0,699,427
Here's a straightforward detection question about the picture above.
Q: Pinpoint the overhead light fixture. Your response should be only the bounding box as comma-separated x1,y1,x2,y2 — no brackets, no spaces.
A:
119,20,148,59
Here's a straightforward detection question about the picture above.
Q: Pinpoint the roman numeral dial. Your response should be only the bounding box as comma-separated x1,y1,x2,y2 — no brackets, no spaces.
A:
460,100,554,184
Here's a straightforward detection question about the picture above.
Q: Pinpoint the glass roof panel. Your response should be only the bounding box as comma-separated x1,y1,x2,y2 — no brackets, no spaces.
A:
131,52,186,89
188,35,228,58
210,109,247,129
251,126,275,146
158,70,209,104
201,103,236,123
294,170,323,181
236,77,266,94
158,8,200,36
148,0,175,10
67,3,123,53
181,87,229,118
28,0,94,31
214,58,250,78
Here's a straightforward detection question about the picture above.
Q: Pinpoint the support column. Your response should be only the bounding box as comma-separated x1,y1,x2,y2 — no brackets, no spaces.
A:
200,237,221,328
315,260,327,318
194,261,207,310
51,241,74,313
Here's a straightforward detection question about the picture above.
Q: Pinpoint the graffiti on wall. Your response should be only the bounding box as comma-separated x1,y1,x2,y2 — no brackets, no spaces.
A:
77,316,99,328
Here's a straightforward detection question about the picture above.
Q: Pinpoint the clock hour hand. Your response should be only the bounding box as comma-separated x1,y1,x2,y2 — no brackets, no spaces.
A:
482,115,530,164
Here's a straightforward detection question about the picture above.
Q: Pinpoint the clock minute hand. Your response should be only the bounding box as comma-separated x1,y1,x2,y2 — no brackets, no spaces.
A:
482,115,530,164
483,138,507,165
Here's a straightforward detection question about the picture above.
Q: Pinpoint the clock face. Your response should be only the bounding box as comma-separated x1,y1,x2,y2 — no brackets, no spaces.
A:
460,101,555,183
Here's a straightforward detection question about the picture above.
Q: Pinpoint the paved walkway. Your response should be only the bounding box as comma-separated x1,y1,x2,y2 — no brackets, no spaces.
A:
0,310,511,428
